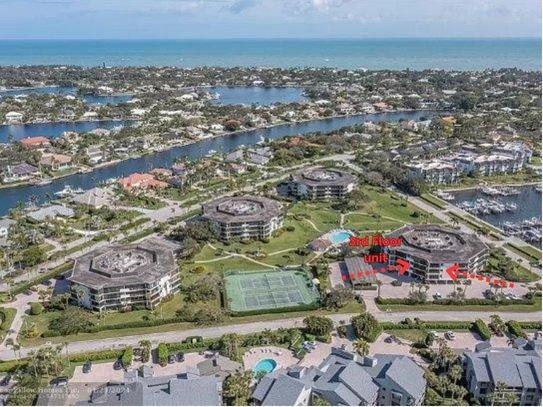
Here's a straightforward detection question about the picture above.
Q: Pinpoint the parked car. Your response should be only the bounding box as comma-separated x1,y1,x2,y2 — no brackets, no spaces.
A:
433,292,442,300
168,354,176,364
445,331,455,340
24,290,33,296
113,359,123,370
50,377,68,387
176,352,185,362
0,375,11,386
384,335,395,343
391,280,402,287
42,280,52,286
82,361,92,374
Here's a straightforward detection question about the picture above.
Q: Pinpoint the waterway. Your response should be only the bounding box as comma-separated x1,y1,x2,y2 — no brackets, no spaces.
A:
0,120,136,142
0,86,133,105
210,86,306,105
0,110,433,216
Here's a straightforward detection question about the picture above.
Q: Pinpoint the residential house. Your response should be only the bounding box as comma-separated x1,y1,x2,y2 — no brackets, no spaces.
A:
119,173,168,191
40,153,73,172
3,163,40,183
5,111,23,124
86,146,104,165
27,205,75,222
20,136,51,150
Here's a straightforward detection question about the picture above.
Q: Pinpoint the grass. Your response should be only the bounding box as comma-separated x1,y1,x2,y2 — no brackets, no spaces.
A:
487,253,540,283
0,308,17,342
420,193,447,210
505,243,542,262
440,171,540,190
384,329,428,343
376,301,541,313
19,300,364,347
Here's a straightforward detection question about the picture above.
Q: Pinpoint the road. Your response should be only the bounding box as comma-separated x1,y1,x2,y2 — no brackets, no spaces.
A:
1,300,540,361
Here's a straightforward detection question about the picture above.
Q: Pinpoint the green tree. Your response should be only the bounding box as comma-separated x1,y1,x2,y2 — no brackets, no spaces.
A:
27,345,64,377
48,306,95,335
303,316,333,336
489,381,517,406
351,312,381,342
218,333,242,361
353,338,369,356
222,371,252,405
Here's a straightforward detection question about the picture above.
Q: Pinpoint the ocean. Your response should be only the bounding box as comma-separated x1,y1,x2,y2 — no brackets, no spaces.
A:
0,38,540,70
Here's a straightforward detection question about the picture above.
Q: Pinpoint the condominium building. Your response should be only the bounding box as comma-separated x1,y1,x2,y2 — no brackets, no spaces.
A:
289,167,357,199
405,159,461,184
387,224,489,284
202,195,283,241
464,340,541,405
67,238,180,311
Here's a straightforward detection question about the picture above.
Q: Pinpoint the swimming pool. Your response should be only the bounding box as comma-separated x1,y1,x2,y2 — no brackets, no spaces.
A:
253,358,277,375
329,230,353,245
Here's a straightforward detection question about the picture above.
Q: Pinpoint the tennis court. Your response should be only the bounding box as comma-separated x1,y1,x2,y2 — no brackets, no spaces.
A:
224,268,320,313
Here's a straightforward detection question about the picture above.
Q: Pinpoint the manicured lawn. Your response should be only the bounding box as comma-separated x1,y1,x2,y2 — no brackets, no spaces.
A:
487,254,540,283
0,308,16,341
505,243,542,262
420,193,447,210
376,301,541,313
20,300,365,347
384,329,428,343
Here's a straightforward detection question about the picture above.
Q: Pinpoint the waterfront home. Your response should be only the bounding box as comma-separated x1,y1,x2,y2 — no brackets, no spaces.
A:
119,172,168,191
39,153,73,172
253,348,426,406
463,339,541,406
86,145,104,165
20,136,51,150
4,111,23,124
27,205,75,222
71,187,113,209
3,163,40,183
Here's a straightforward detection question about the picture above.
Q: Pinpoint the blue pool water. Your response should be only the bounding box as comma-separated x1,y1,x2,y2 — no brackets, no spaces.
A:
254,359,277,375
329,231,352,245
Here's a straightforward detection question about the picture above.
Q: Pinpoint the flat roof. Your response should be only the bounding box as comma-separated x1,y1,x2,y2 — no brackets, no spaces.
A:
387,224,488,263
291,167,356,187
68,238,177,290
202,195,282,223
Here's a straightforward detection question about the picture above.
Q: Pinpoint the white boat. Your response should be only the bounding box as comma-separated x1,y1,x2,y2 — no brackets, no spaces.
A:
54,185,75,198
35,179,52,186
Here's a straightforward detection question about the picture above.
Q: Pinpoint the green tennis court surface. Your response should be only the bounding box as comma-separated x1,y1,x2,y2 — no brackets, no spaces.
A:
224,268,320,313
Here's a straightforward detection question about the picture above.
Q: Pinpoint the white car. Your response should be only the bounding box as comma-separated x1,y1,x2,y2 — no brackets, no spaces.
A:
445,331,455,340
433,292,443,299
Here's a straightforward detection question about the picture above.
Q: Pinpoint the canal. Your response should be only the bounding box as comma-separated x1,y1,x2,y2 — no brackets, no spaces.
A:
0,110,434,216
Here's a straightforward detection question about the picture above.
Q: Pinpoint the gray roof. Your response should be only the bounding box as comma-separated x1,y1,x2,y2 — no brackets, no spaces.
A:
254,348,425,406
196,356,242,377
202,195,282,224
343,256,377,284
68,238,177,290
291,167,356,187
8,163,39,176
71,187,113,208
464,348,542,390
27,205,75,222
0,218,14,230
261,374,308,406
80,375,221,406
387,224,489,263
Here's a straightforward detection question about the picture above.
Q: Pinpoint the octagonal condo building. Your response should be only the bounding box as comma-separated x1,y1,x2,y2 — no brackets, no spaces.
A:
289,167,357,200
67,238,180,311
202,195,284,241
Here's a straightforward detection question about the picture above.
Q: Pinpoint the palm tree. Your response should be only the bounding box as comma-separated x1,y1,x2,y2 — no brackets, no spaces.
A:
353,338,369,356
448,364,463,398
489,381,517,406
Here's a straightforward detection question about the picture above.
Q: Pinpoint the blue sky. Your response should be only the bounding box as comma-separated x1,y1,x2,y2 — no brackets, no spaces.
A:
0,0,540,39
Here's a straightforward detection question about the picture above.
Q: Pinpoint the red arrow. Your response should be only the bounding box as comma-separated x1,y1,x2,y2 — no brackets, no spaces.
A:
396,259,410,275
445,264,459,281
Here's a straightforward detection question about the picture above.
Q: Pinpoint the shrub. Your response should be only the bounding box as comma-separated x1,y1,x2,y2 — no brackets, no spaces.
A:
157,343,169,366
121,347,134,368
472,319,491,340
507,320,527,339
351,313,381,342
285,226,295,232
303,316,333,336
29,302,44,315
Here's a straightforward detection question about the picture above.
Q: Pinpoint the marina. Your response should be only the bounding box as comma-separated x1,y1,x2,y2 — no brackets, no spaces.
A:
451,185,542,246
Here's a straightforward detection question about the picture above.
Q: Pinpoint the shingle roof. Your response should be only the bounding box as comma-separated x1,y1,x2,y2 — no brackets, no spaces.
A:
261,375,307,406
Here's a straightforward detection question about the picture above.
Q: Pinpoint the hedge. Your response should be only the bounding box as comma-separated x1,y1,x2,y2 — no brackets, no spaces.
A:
11,262,73,296
376,297,535,306
69,349,124,363
29,302,44,316
472,319,491,340
507,320,528,339
227,302,320,317
121,347,134,368
157,343,169,366
380,321,472,330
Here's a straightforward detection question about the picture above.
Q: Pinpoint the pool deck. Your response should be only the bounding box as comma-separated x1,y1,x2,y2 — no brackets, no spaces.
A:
242,346,298,372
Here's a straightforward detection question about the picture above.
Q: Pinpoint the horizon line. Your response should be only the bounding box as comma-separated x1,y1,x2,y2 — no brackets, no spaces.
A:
0,36,541,41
